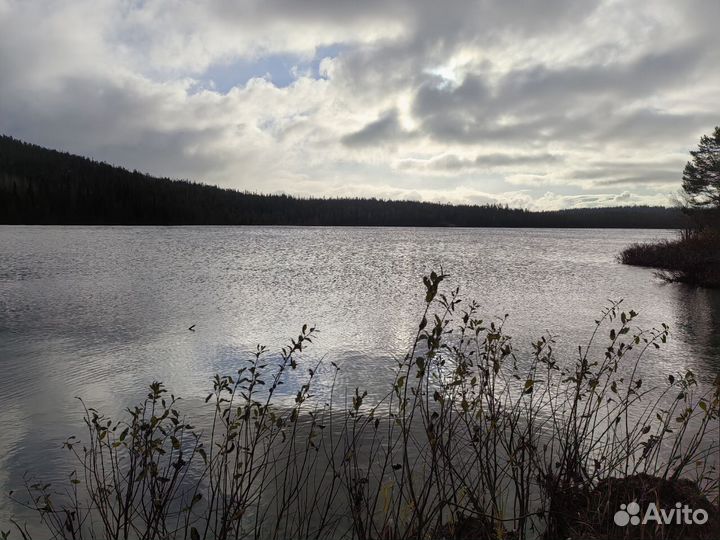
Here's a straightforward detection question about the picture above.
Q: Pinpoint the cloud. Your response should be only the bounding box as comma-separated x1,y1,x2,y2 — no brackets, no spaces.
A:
409,45,712,147
396,152,561,173
341,109,415,147
0,0,718,208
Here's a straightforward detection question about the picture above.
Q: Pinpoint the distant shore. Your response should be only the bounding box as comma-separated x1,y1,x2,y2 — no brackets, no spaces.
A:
1,135,688,228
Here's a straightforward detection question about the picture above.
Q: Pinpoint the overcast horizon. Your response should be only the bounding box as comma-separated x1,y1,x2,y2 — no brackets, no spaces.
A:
1,0,718,210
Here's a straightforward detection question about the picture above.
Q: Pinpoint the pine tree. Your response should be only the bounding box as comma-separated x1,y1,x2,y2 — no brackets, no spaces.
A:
682,127,720,209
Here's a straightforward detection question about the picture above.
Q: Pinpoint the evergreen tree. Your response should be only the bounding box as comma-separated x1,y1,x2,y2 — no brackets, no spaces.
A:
682,126,720,209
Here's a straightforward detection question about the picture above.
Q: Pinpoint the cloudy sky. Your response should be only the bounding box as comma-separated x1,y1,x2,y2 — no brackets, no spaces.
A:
1,0,718,209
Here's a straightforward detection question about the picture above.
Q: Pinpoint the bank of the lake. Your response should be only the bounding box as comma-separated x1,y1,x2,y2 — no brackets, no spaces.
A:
620,227,720,288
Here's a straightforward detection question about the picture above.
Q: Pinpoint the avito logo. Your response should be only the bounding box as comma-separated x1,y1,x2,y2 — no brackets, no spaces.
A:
614,501,708,527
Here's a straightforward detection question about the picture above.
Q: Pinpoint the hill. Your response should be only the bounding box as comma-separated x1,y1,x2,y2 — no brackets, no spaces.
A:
0,135,687,228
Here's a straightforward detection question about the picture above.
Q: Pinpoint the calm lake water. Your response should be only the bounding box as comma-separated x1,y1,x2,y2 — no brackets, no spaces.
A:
1,226,719,525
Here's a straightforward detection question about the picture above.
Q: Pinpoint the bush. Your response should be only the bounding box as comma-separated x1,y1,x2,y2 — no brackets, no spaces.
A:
620,228,720,288
5,272,720,539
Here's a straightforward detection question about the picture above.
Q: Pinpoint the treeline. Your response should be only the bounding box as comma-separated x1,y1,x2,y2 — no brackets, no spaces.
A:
1,135,688,228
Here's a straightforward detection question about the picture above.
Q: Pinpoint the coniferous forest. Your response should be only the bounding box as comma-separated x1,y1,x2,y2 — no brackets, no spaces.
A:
1,135,687,228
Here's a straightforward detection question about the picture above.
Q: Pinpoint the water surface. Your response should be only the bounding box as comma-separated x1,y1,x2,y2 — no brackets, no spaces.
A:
1,226,719,524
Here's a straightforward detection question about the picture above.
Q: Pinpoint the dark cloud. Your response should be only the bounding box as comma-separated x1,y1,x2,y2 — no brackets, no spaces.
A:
497,43,704,111
596,109,716,145
341,109,415,147
318,0,599,104
409,44,711,147
566,159,684,186
399,152,562,172
0,74,239,181
596,175,680,187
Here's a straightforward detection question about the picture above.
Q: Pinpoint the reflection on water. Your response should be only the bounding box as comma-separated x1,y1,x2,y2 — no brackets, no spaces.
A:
0,225,718,527
670,285,720,372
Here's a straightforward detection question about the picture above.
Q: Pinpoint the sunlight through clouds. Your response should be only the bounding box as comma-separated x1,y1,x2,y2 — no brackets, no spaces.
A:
1,0,718,209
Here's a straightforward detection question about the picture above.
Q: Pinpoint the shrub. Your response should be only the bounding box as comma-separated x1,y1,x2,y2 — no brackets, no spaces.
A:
620,227,720,288
5,272,719,539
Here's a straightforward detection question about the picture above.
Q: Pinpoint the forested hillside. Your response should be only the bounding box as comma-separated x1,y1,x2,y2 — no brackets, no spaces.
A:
0,135,687,228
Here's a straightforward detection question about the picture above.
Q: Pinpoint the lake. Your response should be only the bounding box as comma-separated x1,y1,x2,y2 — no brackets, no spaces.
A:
1,226,719,527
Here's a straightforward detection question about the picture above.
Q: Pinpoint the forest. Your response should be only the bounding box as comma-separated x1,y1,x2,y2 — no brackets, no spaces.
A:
1,135,688,228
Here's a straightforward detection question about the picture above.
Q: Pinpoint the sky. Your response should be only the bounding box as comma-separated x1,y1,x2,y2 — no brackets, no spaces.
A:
0,0,718,210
